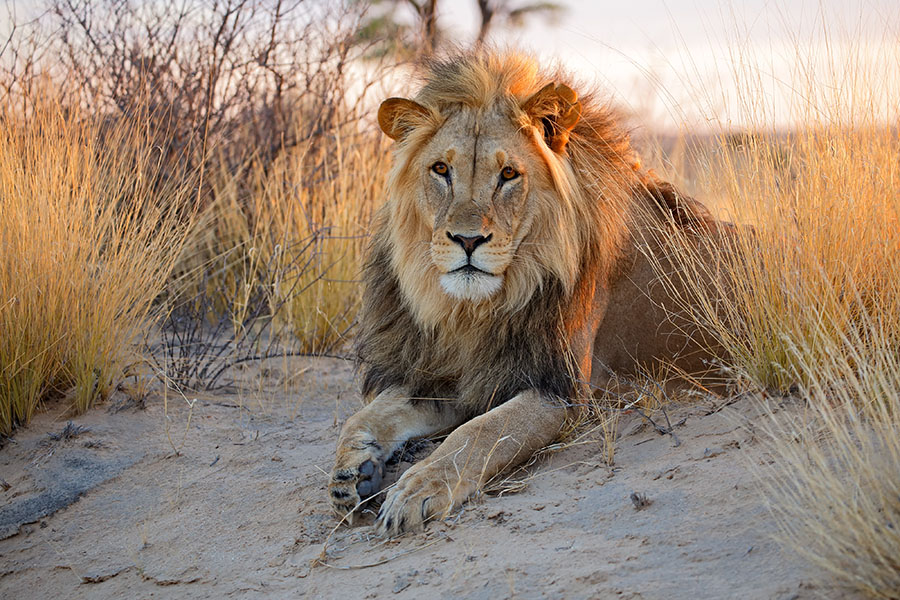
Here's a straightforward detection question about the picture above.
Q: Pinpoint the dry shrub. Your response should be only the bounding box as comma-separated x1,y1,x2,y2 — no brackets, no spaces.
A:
0,93,191,434
171,119,389,361
22,0,387,175
0,0,397,390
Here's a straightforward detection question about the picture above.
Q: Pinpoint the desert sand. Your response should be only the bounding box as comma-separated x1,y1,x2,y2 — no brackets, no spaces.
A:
0,357,851,599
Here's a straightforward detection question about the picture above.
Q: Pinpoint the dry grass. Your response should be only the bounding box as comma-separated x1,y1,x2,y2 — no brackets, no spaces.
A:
1,0,394,395
0,86,385,430
0,94,191,434
644,15,900,597
665,126,900,392
756,345,900,598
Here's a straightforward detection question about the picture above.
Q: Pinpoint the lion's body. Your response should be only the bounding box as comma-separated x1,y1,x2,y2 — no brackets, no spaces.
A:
329,52,732,535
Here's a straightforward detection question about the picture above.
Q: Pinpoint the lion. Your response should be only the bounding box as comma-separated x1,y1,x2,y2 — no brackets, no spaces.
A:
329,51,732,536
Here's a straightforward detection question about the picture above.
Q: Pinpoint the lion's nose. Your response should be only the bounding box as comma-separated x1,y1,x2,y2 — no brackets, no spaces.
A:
447,232,492,257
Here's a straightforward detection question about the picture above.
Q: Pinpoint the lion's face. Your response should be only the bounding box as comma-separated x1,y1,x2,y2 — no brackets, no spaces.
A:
378,82,585,314
413,106,543,300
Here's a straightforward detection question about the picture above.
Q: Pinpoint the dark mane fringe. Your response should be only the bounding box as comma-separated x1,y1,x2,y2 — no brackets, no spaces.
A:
356,230,574,416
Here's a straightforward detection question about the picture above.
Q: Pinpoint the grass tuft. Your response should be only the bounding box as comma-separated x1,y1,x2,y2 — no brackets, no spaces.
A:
0,93,191,433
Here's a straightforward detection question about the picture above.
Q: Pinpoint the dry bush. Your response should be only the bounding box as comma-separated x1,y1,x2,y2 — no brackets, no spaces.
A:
0,93,191,434
30,0,389,174
190,126,387,350
0,1,397,391
157,129,389,390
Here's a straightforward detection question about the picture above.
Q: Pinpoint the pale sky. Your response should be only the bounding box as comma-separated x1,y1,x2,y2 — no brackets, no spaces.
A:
439,0,900,130
2,0,897,130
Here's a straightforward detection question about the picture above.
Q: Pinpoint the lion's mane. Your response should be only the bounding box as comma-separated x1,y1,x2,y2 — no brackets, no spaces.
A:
356,51,710,415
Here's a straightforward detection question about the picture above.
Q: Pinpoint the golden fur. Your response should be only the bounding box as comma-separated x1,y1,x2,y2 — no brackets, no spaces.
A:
330,51,728,536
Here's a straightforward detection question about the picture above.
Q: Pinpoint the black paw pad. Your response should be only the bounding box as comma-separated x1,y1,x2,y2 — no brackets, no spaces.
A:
356,459,384,500
357,479,374,497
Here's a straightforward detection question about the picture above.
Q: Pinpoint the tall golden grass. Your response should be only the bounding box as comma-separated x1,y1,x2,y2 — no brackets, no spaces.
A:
662,125,900,391
0,89,387,427
675,125,900,598
648,20,900,597
0,96,192,434
758,342,900,598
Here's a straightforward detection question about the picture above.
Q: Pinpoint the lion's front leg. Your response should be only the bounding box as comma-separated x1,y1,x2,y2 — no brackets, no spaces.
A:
330,386,464,521
375,390,570,536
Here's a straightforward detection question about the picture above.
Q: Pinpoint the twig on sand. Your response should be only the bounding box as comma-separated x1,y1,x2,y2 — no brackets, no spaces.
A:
313,536,445,570
313,481,398,569
588,361,685,447
45,421,90,443
312,473,454,572
703,390,757,416
633,405,685,447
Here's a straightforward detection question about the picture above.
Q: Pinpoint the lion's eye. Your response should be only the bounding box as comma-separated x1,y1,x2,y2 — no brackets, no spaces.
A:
500,166,519,181
432,161,449,176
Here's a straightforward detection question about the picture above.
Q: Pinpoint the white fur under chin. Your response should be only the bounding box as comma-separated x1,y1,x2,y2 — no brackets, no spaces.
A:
439,271,504,301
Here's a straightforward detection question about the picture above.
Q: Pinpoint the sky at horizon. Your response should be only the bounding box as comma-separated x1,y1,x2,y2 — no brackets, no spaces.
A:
438,0,900,130
1,1,897,131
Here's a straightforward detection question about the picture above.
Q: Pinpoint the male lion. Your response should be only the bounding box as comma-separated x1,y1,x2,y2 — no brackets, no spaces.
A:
330,52,729,536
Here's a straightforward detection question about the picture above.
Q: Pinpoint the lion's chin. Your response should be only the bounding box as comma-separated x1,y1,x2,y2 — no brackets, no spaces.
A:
439,271,503,301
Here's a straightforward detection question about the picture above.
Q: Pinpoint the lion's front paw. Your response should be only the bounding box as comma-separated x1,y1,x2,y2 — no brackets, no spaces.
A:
330,441,385,520
374,461,475,537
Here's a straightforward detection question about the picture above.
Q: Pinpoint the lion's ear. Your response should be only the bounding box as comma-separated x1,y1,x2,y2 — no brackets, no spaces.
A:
378,97,431,140
521,83,582,153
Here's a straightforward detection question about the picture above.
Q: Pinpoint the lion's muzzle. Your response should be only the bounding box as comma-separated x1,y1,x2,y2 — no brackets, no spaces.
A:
437,231,504,301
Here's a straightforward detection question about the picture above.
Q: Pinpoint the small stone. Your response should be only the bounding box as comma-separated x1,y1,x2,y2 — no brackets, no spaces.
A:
630,492,652,510
703,446,724,459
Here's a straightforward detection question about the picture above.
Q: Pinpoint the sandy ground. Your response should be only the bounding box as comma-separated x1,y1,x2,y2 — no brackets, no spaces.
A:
0,357,852,599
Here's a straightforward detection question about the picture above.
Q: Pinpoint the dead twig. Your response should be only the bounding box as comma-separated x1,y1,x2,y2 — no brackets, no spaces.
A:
313,536,446,571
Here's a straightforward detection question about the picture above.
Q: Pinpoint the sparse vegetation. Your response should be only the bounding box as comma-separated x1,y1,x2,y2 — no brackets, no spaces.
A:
0,0,390,428
152,132,388,390
758,357,900,599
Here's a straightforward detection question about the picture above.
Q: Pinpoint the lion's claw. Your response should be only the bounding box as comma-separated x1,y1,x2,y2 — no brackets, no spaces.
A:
374,461,474,537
